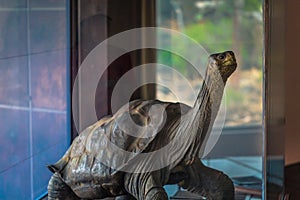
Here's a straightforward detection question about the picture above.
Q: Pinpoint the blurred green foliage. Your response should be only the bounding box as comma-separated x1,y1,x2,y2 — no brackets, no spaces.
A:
184,19,233,52
157,0,263,125
157,0,263,72
224,87,245,105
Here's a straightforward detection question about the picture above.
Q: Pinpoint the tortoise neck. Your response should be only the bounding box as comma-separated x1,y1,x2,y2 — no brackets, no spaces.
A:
185,71,226,158
194,71,225,120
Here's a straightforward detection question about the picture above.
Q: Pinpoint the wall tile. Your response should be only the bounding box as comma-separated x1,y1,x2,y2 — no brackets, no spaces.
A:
0,109,29,172
31,50,67,110
0,0,26,8
0,159,31,199
32,111,68,154
32,141,68,198
29,11,66,54
0,57,29,106
0,11,27,59
31,111,68,197
30,0,66,8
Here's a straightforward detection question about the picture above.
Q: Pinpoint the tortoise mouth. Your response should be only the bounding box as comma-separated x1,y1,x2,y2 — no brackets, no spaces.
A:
222,57,237,67
223,63,237,78
225,63,237,69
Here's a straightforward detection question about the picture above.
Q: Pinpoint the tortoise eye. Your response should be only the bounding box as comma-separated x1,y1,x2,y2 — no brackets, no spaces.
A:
217,54,226,60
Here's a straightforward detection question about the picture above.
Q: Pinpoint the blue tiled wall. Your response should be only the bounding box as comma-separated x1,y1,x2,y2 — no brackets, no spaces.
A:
0,0,69,199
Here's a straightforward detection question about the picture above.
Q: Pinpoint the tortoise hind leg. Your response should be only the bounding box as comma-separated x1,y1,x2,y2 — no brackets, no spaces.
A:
124,171,168,200
181,158,234,200
48,172,80,200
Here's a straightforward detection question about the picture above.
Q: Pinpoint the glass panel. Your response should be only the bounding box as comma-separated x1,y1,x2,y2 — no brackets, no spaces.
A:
0,1,70,199
156,0,264,198
72,0,284,199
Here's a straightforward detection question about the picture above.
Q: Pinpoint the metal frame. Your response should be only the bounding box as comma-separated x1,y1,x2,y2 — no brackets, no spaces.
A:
263,0,286,199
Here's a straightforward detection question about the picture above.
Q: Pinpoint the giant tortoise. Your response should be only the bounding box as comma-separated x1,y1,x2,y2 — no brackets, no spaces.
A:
48,51,237,200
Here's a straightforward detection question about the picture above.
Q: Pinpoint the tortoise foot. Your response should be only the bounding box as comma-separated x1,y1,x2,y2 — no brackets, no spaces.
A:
48,172,80,200
145,188,168,200
182,158,234,200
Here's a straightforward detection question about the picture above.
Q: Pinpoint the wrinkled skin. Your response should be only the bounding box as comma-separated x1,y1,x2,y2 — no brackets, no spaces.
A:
47,51,237,200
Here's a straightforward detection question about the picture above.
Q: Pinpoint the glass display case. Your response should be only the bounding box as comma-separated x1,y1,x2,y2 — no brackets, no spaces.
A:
71,0,285,199
0,0,285,199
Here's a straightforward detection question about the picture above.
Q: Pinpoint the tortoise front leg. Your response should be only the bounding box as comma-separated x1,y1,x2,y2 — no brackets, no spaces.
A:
124,171,168,200
48,172,80,200
181,158,234,200
145,187,168,200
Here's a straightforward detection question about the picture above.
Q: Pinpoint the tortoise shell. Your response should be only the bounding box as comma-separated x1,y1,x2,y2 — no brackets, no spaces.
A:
49,99,190,198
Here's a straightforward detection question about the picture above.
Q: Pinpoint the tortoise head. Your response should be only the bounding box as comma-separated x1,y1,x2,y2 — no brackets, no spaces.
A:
207,51,237,82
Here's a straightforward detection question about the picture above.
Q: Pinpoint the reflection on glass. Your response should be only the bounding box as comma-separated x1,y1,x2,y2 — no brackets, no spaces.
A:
0,1,69,199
